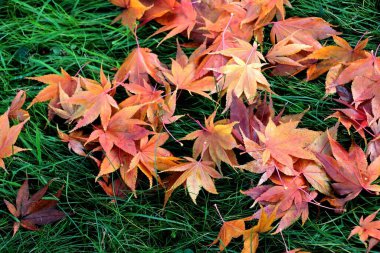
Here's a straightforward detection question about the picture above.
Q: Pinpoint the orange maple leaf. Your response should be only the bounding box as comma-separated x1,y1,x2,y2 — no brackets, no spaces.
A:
0,110,29,170
113,47,163,86
27,68,78,119
162,43,215,99
85,105,149,155
242,206,277,253
270,17,340,49
349,210,380,252
211,216,250,251
255,118,321,169
303,36,369,93
182,111,238,168
110,0,152,30
164,157,222,204
149,0,197,45
63,68,119,131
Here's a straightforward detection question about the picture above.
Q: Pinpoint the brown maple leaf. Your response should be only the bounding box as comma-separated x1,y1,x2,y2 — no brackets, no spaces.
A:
0,110,29,170
3,179,66,236
349,210,380,252
182,111,238,168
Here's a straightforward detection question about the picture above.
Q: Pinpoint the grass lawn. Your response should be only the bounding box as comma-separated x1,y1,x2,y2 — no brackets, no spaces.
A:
1,0,380,252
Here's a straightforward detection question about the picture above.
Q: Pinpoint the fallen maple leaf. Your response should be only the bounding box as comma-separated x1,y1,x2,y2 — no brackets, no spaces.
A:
27,68,78,119
50,83,81,121
182,111,238,168
243,176,317,233
242,0,292,28
110,0,152,30
316,134,380,208
164,157,222,204
85,104,149,155
303,36,369,93
141,0,178,24
128,133,178,188
216,53,271,111
8,90,30,121
270,17,340,49
98,176,129,201
162,43,215,99
255,118,320,169
349,210,380,252
242,206,277,253
113,47,163,86
211,217,247,251
149,0,197,45
3,179,66,236
63,68,119,131
266,34,313,67
0,110,29,170
336,53,380,86
351,75,380,122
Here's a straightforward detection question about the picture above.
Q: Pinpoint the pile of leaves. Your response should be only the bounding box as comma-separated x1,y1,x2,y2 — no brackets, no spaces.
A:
1,0,379,252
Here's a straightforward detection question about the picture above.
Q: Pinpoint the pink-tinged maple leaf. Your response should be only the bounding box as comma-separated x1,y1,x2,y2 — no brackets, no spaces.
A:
243,175,317,233
316,134,380,208
349,210,380,252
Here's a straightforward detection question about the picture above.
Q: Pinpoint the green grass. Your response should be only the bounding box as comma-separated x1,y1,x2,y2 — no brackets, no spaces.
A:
1,0,380,252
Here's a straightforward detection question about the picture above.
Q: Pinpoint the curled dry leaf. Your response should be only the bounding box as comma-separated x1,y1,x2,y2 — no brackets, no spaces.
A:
8,90,30,121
